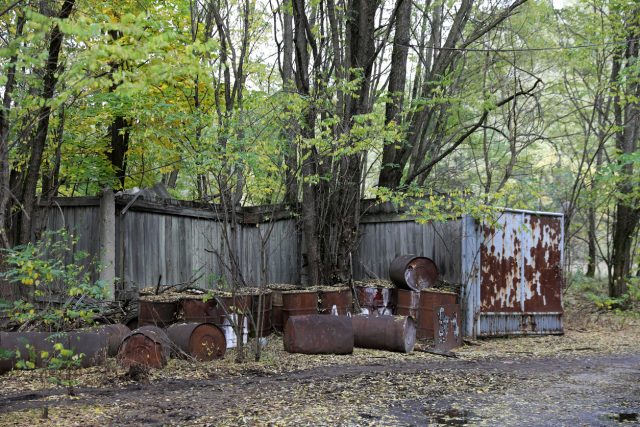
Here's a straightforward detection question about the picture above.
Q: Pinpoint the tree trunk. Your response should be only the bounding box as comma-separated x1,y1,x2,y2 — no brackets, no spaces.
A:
378,0,412,188
609,21,640,298
0,14,25,248
19,0,75,244
109,115,131,188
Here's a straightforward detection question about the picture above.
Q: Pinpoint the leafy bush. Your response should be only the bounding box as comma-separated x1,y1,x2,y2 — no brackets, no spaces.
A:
0,228,107,330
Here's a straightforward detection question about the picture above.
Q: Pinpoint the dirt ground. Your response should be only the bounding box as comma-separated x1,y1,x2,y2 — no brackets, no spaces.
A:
1,308,639,426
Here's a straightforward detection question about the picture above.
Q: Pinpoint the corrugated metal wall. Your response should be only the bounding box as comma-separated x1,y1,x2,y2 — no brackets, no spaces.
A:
467,210,564,337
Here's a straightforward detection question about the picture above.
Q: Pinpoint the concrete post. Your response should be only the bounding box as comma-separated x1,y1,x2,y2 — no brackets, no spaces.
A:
99,188,116,300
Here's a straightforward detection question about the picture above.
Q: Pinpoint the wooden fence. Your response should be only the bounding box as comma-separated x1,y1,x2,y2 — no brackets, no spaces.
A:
32,194,464,300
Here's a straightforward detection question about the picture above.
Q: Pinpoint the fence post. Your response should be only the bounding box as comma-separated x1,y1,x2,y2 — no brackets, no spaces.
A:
99,188,116,300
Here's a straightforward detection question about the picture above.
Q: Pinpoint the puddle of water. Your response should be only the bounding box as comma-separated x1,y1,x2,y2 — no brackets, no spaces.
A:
604,412,639,423
426,408,472,426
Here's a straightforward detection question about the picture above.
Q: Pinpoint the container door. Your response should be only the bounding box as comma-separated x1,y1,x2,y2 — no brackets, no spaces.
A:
477,212,563,336
480,212,523,313
522,215,564,313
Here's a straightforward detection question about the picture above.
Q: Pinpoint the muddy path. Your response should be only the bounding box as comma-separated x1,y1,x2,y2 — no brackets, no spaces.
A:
1,351,638,426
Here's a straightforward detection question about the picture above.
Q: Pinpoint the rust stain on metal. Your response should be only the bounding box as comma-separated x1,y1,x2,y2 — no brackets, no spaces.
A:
0,331,109,373
97,324,131,357
138,299,178,328
352,315,416,353
478,212,564,336
281,290,318,329
356,286,394,315
318,288,353,315
283,314,353,354
117,325,171,369
182,298,219,323
166,322,226,361
433,304,463,352
389,255,439,291
417,290,457,340
251,291,272,337
523,216,563,312
480,213,522,312
394,289,420,320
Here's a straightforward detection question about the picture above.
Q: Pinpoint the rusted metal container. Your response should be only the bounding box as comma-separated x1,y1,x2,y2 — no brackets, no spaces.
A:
251,290,272,337
352,315,416,353
469,211,565,337
181,297,219,323
317,287,353,315
268,284,300,332
138,298,178,328
355,285,394,315
283,315,353,354
117,325,171,369
281,289,318,329
0,331,109,373
213,293,252,324
96,324,131,357
417,290,458,340
389,255,439,291
165,323,226,361
394,289,420,320
433,304,463,352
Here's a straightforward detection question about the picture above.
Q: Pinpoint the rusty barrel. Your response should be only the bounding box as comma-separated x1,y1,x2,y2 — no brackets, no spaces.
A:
352,315,416,353
213,293,253,325
268,284,300,332
251,290,272,337
138,298,178,328
317,286,353,315
389,255,439,291
283,314,353,354
165,323,226,361
355,285,394,315
0,331,109,373
181,297,219,323
394,289,420,320
417,290,458,340
96,324,131,357
117,325,171,369
281,289,318,329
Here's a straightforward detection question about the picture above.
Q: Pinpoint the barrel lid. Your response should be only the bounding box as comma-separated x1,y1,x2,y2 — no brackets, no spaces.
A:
389,255,439,291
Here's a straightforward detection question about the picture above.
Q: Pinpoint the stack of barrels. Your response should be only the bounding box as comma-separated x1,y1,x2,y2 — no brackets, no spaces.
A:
281,254,462,355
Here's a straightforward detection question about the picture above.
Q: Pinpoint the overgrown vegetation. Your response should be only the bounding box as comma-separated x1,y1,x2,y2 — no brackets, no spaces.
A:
0,228,107,330
0,0,638,299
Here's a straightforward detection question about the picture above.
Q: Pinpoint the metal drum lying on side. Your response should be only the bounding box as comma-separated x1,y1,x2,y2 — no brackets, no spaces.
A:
417,289,458,340
352,315,416,353
394,289,420,320
95,324,130,357
389,255,439,291
283,314,353,354
117,325,171,369
0,331,109,373
281,289,318,329
166,323,226,361
317,286,353,315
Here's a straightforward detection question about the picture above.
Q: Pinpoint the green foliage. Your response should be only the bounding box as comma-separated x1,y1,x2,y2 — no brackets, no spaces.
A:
0,229,106,330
